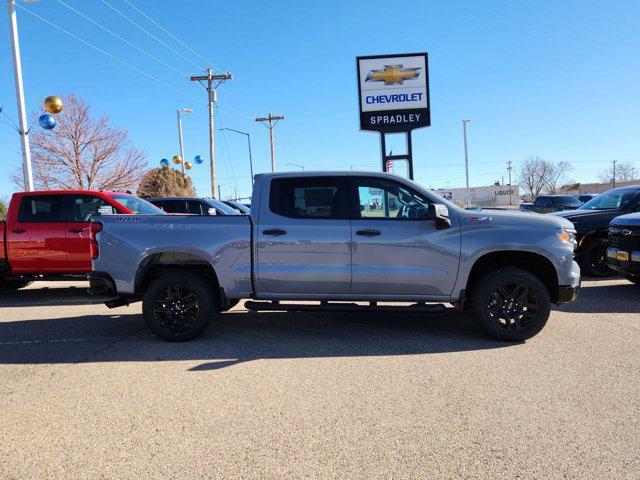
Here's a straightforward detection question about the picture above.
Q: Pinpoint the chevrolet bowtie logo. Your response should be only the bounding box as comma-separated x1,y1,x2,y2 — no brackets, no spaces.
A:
366,65,420,85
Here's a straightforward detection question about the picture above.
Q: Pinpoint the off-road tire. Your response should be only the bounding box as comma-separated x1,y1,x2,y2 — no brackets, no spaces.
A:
142,271,216,341
468,267,551,342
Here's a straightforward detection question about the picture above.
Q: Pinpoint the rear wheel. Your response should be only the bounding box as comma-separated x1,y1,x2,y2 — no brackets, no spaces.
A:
142,271,216,341
468,267,551,341
625,274,640,285
0,278,32,290
580,237,615,277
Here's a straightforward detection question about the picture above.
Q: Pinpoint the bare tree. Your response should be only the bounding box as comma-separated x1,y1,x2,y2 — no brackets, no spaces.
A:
597,161,638,184
11,94,147,191
545,160,573,194
517,156,574,199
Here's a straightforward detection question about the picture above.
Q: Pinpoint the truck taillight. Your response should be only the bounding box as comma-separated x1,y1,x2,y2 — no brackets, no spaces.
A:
89,222,103,259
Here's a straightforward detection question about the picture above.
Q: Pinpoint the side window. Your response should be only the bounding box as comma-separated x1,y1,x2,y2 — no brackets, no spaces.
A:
269,177,348,219
159,200,187,214
187,201,207,215
71,196,111,222
354,177,431,220
18,196,65,223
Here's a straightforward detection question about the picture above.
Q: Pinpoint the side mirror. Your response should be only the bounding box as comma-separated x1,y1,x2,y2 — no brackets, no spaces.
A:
207,208,218,216
427,203,451,229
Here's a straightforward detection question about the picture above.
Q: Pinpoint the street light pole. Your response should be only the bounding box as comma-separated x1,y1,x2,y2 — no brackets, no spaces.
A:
176,108,192,174
219,128,254,184
462,119,471,207
7,0,34,191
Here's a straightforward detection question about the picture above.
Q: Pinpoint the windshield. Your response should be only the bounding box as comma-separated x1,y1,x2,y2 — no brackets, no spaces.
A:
208,199,240,215
555,196,582,206
578,189,636,210
227,201,251,214
109,194,165,215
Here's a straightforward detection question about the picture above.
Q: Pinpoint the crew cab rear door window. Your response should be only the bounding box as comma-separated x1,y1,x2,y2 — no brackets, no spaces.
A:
269,177,348,219
18,195,66,222
71,196,113,221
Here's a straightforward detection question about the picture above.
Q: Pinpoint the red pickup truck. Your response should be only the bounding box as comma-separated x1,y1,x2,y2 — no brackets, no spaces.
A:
0,190,163,289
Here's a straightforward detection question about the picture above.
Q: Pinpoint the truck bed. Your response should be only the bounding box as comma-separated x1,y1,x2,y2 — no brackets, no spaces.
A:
92,214,252,299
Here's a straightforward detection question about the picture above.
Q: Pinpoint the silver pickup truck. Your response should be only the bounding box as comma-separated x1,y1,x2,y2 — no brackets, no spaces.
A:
90,171,581,342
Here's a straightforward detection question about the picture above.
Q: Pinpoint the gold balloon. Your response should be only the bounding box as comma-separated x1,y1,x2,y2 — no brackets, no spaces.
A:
44,96,63,114
184,161,192,170
172,155,182,164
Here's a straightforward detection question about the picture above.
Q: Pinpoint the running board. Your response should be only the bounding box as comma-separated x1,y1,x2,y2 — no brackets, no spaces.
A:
244,301,446,313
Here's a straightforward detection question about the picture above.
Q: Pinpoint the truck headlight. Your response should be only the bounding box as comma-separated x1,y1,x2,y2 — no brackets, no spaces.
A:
556,227,577,246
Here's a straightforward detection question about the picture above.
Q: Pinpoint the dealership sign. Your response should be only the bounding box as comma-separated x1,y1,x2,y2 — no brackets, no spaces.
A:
357,53,430,133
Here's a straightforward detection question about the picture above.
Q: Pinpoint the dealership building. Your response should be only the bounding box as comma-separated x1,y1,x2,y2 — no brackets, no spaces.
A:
435,184,520,207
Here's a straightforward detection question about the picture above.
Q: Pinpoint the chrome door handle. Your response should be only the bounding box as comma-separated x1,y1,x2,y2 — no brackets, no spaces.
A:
356,229,381,237
263,229,287,236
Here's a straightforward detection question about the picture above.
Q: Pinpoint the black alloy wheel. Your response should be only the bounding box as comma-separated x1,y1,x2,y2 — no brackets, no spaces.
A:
142,271,216,341
152,284,200,334
469,267,551,341
485,281,538,332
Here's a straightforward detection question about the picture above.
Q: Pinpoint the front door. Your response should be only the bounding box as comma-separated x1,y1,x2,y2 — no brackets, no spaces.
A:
6,195,69,273
255,176,351,295
349,176,460,296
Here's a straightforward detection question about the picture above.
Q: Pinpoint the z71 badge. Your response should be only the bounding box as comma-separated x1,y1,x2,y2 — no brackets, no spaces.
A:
466,216,493,223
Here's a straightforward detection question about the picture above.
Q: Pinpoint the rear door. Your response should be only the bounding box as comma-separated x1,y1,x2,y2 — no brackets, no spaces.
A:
255,176,351,294
65,195,114,272
6,195,68,273
349,176,460,296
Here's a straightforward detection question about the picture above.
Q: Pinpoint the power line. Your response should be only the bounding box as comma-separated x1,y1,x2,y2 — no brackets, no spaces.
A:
16,5,200,102
55,0,189,78
98,0,206,72
119,0,223,72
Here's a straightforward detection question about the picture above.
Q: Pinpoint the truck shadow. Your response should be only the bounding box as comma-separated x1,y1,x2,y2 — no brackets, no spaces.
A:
0,309,512,369
554,281,640,314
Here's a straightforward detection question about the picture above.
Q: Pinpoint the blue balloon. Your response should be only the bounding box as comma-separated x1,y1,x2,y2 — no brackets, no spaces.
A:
38,113,56,130
194,155,203,165
160,158,169,166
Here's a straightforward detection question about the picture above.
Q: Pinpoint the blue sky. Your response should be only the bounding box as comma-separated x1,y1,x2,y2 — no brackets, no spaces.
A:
1,0,639,200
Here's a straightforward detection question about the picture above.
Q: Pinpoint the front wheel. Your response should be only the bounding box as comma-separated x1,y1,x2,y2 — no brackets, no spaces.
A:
142,271,217,341
580,237,615,277
468,267,551,341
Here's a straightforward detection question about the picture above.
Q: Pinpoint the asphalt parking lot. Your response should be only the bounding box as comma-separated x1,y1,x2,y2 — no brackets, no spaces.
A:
0,279,638,479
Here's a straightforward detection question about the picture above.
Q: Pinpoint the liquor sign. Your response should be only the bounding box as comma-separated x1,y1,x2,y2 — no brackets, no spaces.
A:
357,53,430,133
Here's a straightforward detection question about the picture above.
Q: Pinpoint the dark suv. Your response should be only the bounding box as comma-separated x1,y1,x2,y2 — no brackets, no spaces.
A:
553,185,640,276
532,195,583,214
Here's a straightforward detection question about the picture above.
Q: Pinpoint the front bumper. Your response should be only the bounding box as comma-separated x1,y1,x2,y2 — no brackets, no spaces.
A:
557,283,580,304
606,247,640,275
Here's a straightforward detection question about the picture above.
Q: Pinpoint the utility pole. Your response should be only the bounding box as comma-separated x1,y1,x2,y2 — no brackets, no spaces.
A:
462,119,471,207
176,108,192,174
190,69,232,197
612,159,617,188
7,0,33,191
507,160,513,205
256,113,284,172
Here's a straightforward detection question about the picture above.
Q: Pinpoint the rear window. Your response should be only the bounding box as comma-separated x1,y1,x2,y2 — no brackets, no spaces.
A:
553,196,582,206
18,196,65,223
269,177,348,219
